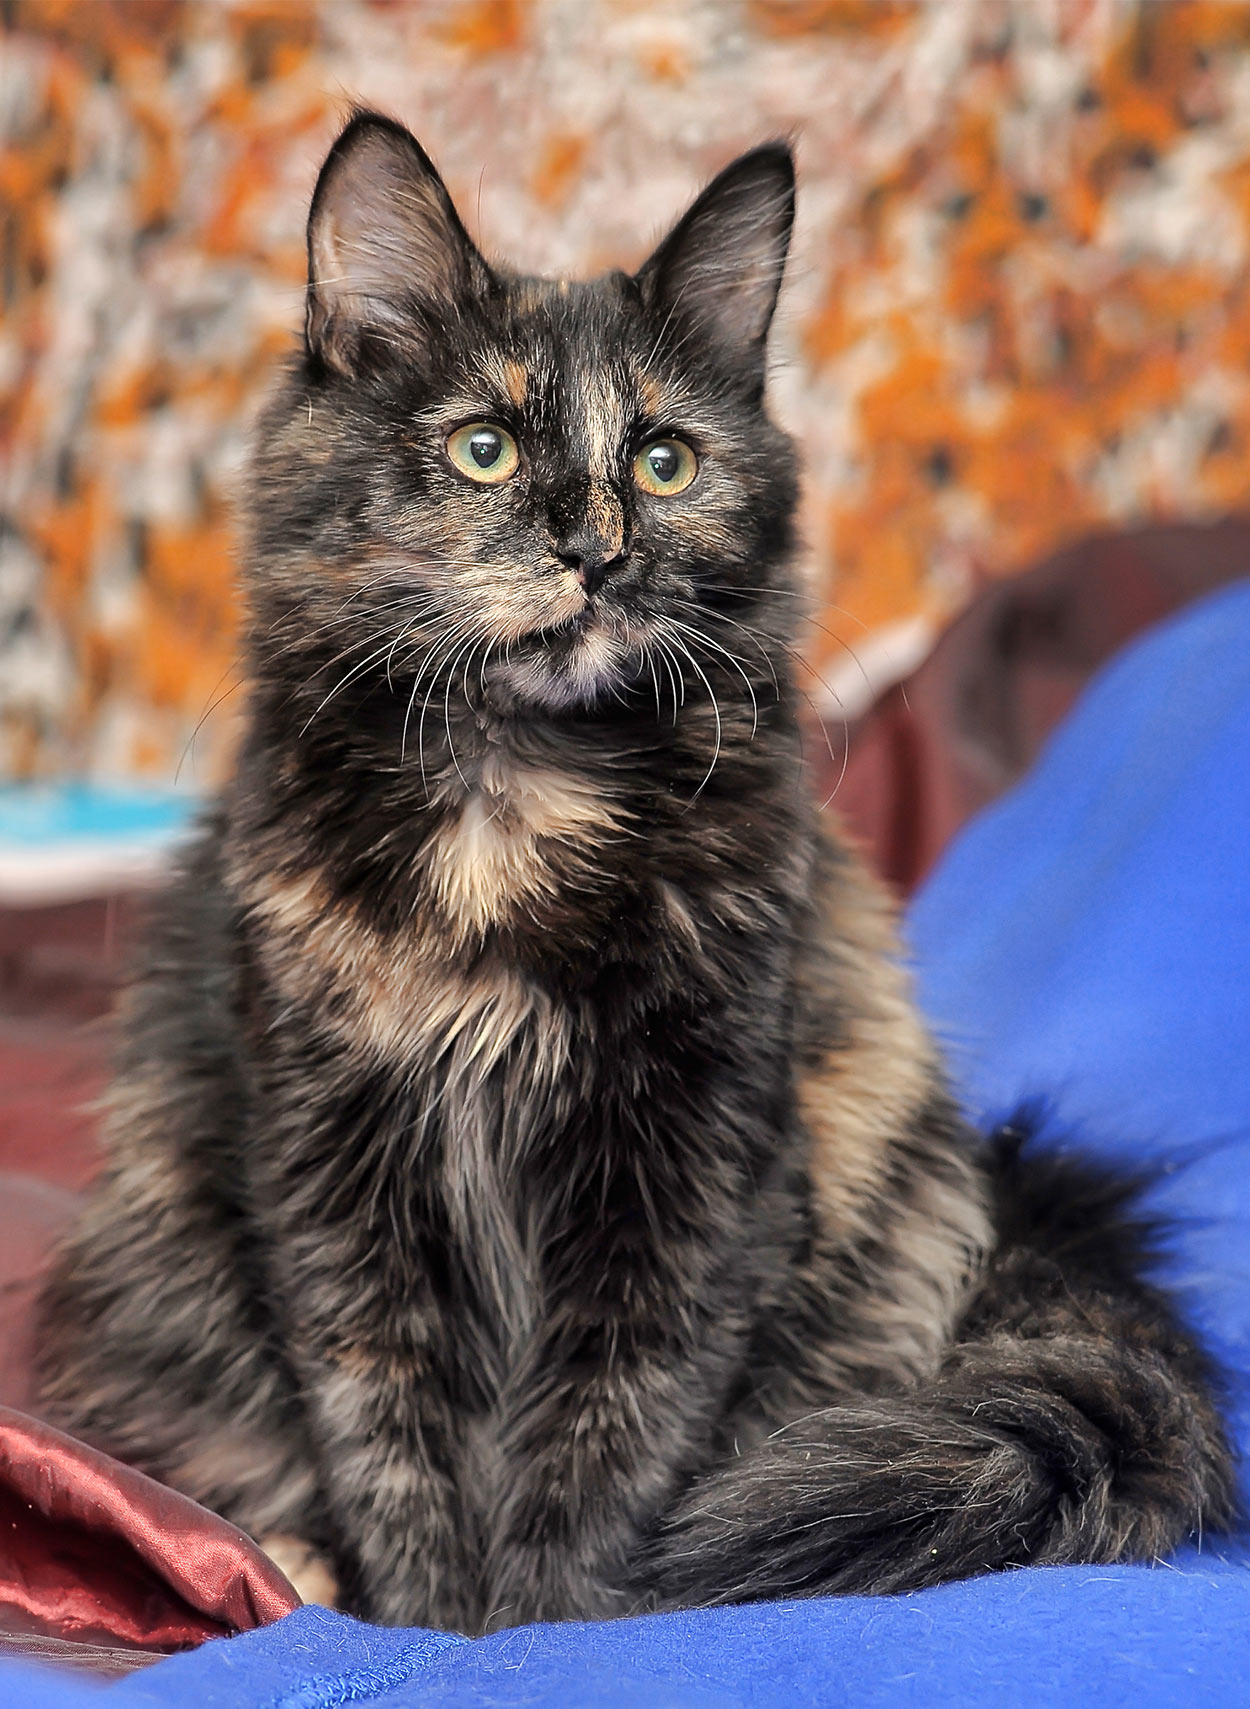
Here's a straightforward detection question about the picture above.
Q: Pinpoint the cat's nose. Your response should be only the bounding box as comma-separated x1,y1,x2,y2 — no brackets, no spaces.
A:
555,533,627,597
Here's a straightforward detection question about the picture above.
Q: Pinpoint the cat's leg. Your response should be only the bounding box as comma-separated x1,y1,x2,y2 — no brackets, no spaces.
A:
480,1190,748,1628
632,1137,1236,1607
482,1330,729,1625
284,1329,477,1630
252,1061,483,1630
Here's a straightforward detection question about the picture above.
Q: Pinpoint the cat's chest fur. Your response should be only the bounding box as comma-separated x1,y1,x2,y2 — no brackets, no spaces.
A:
420,749,623,946
232,720,794,1067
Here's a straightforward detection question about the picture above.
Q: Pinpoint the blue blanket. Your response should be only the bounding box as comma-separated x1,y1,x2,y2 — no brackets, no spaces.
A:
8,581,1250,1706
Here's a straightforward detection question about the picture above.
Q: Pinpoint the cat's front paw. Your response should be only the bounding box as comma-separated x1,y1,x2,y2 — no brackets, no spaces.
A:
482,1542,629,1630
258,1534,339,1608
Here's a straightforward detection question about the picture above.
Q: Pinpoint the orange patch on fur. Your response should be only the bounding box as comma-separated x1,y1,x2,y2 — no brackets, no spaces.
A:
798,838,942,1231
636,371,665,417
503,359,527,407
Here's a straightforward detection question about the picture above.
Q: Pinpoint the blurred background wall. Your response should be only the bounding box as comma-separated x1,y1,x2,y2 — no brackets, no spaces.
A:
5,0,1250,786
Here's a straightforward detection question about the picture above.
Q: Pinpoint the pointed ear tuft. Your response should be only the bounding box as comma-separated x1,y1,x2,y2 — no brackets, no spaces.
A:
305,112,487,377
636,143,795,366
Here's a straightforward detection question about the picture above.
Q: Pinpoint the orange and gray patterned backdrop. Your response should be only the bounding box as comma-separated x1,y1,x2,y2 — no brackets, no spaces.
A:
5,0,1250,785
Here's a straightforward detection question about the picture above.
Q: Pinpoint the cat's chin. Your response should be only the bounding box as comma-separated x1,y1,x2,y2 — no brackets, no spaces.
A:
486,622,638,713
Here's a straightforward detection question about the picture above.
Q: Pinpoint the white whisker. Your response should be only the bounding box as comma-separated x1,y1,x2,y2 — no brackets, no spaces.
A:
667,615,760,740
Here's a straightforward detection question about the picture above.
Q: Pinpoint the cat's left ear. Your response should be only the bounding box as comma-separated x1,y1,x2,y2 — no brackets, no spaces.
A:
635,143,795,367
305,111,490,377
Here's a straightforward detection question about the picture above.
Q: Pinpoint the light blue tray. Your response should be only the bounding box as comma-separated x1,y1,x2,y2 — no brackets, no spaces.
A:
0,784,196,903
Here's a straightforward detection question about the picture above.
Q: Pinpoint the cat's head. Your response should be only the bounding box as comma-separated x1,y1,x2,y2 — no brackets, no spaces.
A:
251,112,797,718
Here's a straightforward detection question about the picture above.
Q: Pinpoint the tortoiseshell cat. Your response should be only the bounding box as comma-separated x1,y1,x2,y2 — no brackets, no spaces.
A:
38,114,1233,1631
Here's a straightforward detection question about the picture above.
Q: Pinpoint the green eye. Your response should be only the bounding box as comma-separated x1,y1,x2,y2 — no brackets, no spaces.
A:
446,422,520,484
633,437,698,496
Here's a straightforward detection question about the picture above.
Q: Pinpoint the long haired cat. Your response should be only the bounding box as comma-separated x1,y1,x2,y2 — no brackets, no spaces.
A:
38,113,1233,1631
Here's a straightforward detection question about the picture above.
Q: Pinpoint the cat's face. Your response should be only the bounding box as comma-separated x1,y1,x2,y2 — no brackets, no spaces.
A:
251,115,797,718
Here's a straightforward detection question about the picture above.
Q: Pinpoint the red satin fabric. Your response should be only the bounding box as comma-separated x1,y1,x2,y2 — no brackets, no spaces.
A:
0,1407,299,1660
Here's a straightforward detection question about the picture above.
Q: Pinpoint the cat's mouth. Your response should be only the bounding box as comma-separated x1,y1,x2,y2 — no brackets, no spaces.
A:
540,602,615,646
521,596,622,654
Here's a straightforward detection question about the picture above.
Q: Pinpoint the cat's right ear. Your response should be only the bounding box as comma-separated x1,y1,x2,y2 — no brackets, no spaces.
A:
305,112,488,377
635,142,795,373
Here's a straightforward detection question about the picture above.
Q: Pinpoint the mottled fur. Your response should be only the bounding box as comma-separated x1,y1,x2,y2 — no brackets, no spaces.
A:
38,115,1233,1631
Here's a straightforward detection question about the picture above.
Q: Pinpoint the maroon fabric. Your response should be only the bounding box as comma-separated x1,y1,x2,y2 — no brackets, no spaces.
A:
0,1408,299,1661
821,517,1250,890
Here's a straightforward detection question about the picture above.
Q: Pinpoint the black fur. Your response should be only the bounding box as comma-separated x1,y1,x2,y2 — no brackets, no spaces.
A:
37,114,1235,1633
